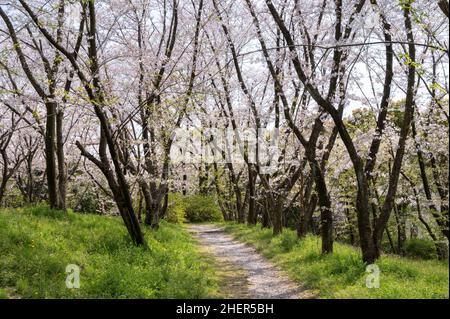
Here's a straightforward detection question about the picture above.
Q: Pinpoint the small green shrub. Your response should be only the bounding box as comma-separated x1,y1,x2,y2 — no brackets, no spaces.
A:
184,195,223,223
27,203,66,219
279,231,297,252
165,193,186,224
1,187,26,208
404,238,437,260
72,187,101,214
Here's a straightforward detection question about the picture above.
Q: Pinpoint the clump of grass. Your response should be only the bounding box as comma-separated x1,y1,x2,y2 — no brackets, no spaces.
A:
220,222,449,299
0,206,220,298
28,203,67,219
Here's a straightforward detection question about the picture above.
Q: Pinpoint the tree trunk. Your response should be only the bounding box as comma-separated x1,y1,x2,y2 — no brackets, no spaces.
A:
373,3,417,258
343,201,358,246
0,183,6,205
297,181,317,238
394,203,406,256
386,226,396,254
272,198,283,235
234,184,244,223
247,164,257,224
56,108,66,211
262,198,270,228
310,162,333,254
142,183,153,226
137,188,143,222
27,152,34,203
44,101,60,210
356,175,377,264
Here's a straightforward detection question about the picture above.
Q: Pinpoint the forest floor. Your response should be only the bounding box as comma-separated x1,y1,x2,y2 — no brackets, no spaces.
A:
0,206,222,298
0,205,447,299
187,224,314,299
216,222,449,298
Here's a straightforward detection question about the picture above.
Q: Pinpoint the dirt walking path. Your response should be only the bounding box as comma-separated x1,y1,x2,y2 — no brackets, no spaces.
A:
187,224,313,299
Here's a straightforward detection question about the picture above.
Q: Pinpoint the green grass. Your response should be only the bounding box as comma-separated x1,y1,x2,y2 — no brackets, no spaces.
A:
219,222,449,299
0,205,221,299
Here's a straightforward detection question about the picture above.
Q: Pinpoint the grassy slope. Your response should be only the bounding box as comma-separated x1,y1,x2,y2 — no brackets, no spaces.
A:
220,222,449,299
0,206,221,299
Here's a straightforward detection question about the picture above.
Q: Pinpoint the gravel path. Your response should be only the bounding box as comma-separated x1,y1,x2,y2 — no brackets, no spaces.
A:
187,224,312,299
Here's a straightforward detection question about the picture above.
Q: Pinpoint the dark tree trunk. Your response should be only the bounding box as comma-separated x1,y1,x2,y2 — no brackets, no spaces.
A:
272,198,283,235
212,161,229,220
297,177,316,238
233,182,244,223
162,191,169,219
262,198,271,228
142,183,154,226
344,206,357,246
56,108,66,211
394,203,406,256
385,227,396,254
137,188,143,223
356,176,377,264
438,0,449,17
247,164,257,224
310,161,333,254
373,6,417,257
27,155,34,202
0,182,6,205
44,101,60,210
